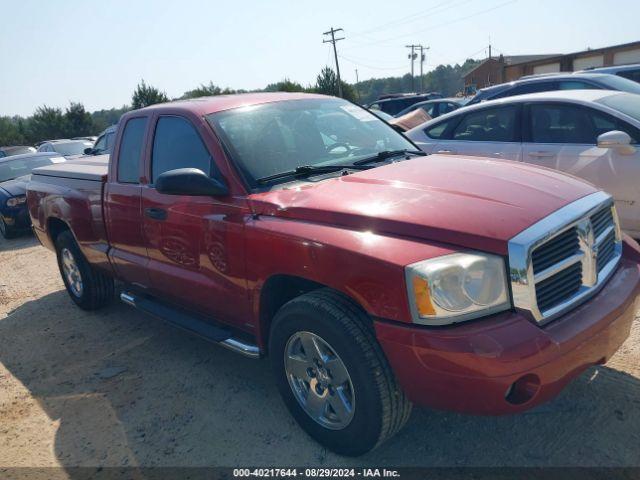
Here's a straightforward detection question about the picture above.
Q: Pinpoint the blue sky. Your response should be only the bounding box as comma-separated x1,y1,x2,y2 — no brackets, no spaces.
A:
1,0,639,116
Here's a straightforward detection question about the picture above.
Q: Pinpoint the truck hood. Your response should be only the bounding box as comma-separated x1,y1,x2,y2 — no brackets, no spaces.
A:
248,155,598,255
0,175,30,197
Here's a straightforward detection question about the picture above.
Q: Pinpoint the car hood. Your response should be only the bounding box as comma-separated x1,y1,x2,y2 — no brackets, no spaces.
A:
248,155,598,255
0,175,30,197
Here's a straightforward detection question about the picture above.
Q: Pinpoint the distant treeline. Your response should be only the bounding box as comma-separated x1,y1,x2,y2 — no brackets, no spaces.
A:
0,60,479,146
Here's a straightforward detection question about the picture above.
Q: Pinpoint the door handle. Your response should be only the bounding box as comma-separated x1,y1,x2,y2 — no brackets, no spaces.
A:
436,149,456,154
528,151,555,158
145,207,167,221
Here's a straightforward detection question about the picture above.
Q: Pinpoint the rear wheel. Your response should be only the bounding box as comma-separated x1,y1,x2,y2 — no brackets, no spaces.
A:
0,217,17,239
55,230,114,310
269,289,412,456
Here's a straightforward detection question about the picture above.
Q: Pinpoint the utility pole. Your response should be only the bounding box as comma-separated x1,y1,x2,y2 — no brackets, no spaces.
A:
323,27,345,98
355,68,361,102
405,44,420,92
418,45,429,93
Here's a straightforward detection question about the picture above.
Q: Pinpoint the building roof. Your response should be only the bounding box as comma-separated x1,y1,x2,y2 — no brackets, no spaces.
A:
463,54,560,77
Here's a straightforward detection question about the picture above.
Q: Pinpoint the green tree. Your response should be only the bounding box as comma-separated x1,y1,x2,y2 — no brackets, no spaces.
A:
131,80,169,110
28,106,66,142
91,106,130,132
313,66,356,102
64,102,94,137
264,78,305,92
0,117,26,146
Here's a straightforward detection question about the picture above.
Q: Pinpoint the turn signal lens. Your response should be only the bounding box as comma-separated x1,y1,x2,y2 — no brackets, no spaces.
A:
412,276,436,316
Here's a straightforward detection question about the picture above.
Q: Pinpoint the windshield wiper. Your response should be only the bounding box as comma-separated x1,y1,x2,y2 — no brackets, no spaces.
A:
353,149,426,166
256,164,373,184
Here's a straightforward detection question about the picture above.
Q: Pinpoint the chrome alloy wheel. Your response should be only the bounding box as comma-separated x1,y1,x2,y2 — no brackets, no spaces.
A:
61,248,83,297
284,331,355,430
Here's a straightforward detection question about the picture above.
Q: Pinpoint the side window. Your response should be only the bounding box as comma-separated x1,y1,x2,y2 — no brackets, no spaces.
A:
439,102,458,115
118,117,148,183
452,106,518,142
618,70,640,83
151,116,216,183
588,109,640,144
424,118,457,139
105,132,115,151
494,82,556,99
422,103,437,117
93,135,107,152
529,104,596,144
558,81,599,90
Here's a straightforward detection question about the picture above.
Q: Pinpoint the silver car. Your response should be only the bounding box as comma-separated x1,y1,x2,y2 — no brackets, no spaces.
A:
407,90,640,237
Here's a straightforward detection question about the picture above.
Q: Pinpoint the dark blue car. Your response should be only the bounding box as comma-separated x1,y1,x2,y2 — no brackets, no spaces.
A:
0,152,66,239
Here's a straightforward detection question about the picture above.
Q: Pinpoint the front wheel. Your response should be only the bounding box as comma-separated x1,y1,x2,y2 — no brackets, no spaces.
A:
269,289,412,456
55,230,114,310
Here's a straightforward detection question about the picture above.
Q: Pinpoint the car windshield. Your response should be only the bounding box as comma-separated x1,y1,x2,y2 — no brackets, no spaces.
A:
206,98,416,187
0,155,65,182
53,141,93,156
596,74,640,95
597,93,640,122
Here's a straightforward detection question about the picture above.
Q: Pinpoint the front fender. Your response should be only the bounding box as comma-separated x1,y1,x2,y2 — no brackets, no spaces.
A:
245,216,460,325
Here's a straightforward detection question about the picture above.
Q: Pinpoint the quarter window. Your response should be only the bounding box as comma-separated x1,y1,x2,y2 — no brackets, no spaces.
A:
424,119,454,139
117,117,147,183
151,116,215,183
452,106,518,142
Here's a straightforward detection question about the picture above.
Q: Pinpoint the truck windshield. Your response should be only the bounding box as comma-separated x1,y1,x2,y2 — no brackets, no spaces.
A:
206,98,416,188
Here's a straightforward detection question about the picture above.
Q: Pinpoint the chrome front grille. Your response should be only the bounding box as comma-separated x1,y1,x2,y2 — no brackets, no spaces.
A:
508,192,622,325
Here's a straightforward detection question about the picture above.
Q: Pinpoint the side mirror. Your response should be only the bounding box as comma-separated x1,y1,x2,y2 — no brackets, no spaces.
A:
155,168,228,196
84,148,94,155
597,130,635,154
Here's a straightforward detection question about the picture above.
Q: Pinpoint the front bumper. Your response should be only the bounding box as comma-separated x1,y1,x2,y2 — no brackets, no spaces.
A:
374,245,640,415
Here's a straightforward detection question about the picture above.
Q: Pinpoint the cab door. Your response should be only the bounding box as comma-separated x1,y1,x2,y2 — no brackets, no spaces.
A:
104,116,151,288
140,114,251,328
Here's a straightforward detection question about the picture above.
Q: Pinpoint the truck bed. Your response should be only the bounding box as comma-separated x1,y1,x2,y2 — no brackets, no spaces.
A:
32,155,109,182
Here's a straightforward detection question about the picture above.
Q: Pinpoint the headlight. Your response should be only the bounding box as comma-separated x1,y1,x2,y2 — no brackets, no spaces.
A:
405,252,510,325
6,196,26,207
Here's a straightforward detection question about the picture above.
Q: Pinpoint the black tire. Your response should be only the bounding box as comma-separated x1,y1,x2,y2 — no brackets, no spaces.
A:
269,288,412,456
0,217,17,239
55,230,114,310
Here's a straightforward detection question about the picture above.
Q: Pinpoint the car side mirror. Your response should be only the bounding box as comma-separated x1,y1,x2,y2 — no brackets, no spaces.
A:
597,130,635,154
155,168,228,196
84,148,94,155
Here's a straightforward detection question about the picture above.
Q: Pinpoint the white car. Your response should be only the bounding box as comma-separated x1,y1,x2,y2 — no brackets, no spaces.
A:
407,90,640,237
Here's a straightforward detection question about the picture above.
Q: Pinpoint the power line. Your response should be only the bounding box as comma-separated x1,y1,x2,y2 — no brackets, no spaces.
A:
323,27,345,98
338,54,407,71
350,0,472,39
345,0,518,49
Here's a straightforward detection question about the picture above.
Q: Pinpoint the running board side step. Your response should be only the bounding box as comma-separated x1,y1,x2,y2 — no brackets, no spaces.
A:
120,291,261,359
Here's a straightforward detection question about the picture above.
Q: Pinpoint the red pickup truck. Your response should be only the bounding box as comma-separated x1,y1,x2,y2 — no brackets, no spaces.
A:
27,93,640,456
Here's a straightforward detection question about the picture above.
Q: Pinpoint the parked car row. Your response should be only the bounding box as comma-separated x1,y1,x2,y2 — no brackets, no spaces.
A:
466,71,640,105
23,92,640,456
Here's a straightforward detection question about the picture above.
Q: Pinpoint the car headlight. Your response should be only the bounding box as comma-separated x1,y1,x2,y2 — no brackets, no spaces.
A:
6,196,26,207
405,252,510,325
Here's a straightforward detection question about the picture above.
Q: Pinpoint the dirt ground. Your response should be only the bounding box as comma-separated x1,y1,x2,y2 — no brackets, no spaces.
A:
1,234,639,472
